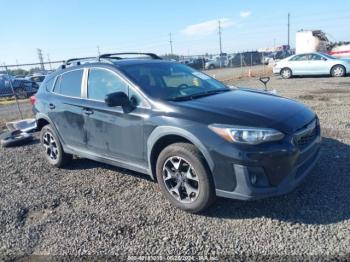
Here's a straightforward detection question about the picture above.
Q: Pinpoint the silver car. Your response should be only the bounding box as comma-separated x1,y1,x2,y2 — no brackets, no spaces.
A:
273,52,350,79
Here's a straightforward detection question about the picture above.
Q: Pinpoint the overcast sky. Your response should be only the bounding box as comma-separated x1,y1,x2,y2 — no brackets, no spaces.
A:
1,0,350,65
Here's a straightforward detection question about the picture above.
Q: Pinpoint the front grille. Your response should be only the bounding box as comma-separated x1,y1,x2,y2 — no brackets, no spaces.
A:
294,119,318,151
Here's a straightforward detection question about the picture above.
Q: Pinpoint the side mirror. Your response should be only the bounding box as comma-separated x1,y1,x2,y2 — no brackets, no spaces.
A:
105,92,129,107
322,57,327,61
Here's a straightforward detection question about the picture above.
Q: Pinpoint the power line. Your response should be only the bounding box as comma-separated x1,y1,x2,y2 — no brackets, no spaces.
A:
288,13,290,46
218,20,223,55
47,54,52,70
37,48,45,70
169,33,173,55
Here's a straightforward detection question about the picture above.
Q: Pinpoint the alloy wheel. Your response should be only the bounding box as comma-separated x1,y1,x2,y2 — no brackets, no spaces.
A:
282,69,291,78
333,66,344,77
42,131,59,160
162,156,200,203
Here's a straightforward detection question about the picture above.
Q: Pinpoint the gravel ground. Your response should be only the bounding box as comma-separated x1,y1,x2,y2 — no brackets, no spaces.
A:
0,74,350,260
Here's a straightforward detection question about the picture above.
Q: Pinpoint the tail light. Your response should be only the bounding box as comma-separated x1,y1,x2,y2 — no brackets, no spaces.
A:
30,95,36,105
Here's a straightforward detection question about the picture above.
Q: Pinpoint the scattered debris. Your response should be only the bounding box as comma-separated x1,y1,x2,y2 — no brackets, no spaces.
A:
6,118,36,133
0,130,33,148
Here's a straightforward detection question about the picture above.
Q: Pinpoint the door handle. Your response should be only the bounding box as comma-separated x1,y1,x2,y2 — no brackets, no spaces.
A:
49,103,55,110
83,108,94,115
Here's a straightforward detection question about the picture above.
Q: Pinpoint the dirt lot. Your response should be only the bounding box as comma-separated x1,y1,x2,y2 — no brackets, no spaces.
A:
0,73,350,260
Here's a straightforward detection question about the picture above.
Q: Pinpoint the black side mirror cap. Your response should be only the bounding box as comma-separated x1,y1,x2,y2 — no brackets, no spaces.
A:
105,92,129,107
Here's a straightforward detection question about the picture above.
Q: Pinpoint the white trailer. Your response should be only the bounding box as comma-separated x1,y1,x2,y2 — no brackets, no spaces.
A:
295,29,350,58
295,30,329,54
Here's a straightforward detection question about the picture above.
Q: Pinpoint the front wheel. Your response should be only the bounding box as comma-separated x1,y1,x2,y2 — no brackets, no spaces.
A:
331,65,346,77
280,68,292,79
156,143,216,213
40,125,72,167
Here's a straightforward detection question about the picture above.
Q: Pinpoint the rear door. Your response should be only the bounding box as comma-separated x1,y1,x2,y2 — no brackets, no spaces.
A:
288,54,310,75
82,67,147,166
48,69,86,149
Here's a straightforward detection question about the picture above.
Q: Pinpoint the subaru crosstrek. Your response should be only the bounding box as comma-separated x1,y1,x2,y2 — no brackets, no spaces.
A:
32,53,321,213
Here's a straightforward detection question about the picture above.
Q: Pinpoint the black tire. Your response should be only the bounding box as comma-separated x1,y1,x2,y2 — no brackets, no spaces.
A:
156,142,216,213
209,64,215,70
40,124,72,167
0,130,33,148
331,65,346,77
280,68,292,79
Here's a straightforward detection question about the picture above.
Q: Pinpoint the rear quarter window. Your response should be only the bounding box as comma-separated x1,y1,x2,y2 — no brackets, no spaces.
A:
54,70,83,97
44,77,56,92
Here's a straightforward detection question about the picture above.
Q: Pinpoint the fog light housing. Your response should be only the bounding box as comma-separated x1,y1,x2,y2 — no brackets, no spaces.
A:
247,166,270,187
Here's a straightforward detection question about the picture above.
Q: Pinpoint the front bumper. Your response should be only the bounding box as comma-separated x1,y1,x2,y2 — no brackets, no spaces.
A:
210,124,321,200
216,142,320,200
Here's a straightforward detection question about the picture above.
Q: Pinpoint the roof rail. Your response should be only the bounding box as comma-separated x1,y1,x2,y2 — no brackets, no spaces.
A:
60,56,99,69
65,56,98,65
98,52,162,61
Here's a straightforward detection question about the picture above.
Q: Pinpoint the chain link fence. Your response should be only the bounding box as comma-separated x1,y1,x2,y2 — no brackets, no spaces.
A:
0,60,63,99
0,51,273,99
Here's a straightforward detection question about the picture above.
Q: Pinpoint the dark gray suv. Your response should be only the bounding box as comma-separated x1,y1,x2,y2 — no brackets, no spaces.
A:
32,53,321,213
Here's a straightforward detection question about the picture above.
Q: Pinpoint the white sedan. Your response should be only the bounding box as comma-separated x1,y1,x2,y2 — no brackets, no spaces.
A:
273,52,350,79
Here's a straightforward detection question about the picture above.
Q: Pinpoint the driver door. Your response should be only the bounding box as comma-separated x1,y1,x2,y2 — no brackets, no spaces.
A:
82,67,147,166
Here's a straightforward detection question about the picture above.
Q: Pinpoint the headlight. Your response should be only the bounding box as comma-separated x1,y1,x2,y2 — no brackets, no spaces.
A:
209,124,284,145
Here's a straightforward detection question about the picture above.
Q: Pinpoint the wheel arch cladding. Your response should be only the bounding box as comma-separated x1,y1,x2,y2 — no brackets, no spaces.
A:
37,118,50,131
147,126,214,181
36,114,62,143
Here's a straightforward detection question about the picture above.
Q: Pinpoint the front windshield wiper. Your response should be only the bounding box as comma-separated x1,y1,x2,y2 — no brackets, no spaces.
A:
168,89,230,101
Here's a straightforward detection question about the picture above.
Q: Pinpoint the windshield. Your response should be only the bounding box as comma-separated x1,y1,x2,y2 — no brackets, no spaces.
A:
118,62,229,101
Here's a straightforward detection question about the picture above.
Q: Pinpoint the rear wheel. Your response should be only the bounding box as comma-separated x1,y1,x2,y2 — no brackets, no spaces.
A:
209,64,215,69
281,68,292,79
331,65,346,77
156,143,216,213
40,125,72,167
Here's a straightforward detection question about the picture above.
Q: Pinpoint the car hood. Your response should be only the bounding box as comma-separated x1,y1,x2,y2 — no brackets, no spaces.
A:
170,89,315,134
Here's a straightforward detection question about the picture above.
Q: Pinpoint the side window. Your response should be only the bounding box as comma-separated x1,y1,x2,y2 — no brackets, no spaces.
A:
54,70,83,97
290,54,308,61
87,68,128,101
44,77,55,91
53,75,61,92
310,54,322,61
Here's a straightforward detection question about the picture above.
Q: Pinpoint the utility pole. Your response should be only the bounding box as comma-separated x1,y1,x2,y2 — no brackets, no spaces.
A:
218,20,223,55
169,33,173,55
47,54,52,70
287,13,290,47
97,45,101,56
37,48,45,71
